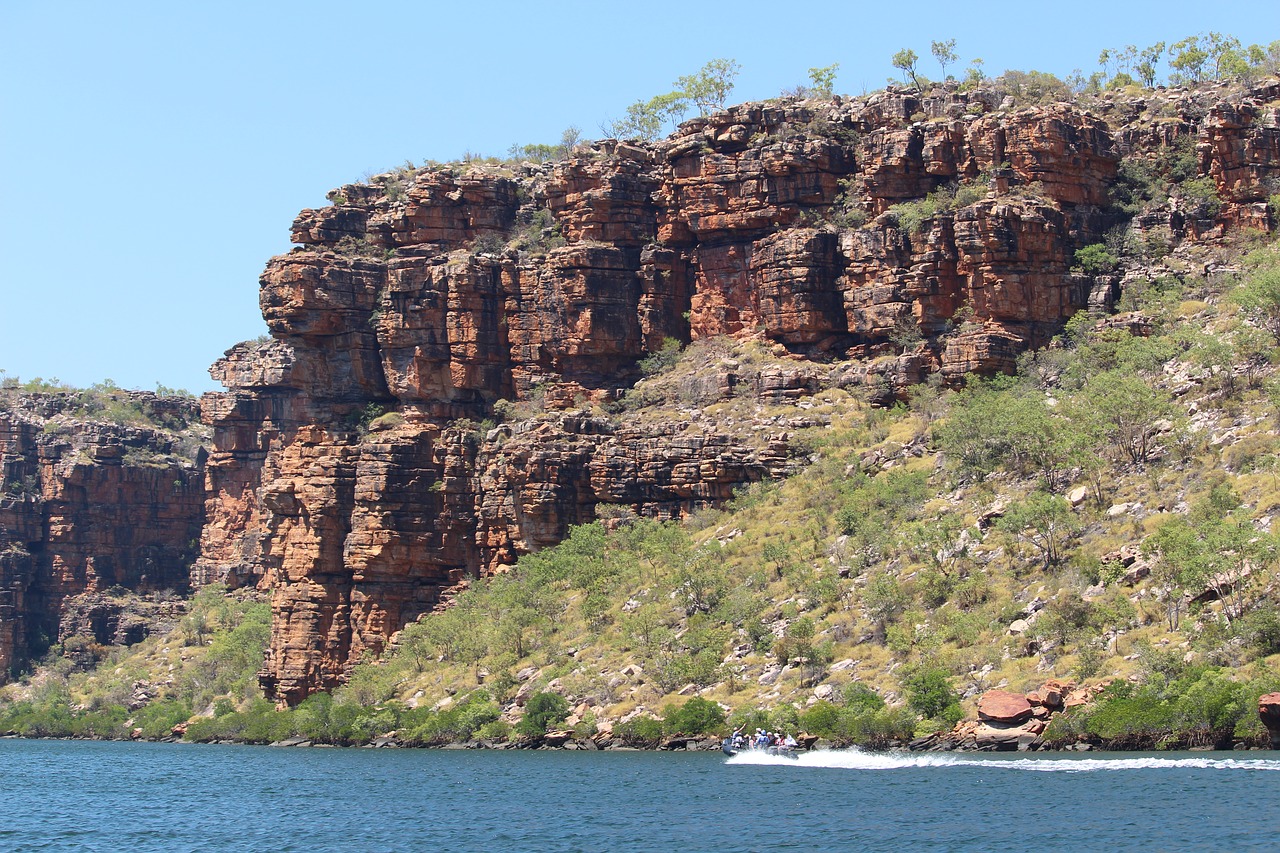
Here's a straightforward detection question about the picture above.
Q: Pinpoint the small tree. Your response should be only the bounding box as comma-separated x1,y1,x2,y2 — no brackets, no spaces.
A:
1073,370,1178,466
663,696,725,735
516,692,569,737
603,59,740,140
931,39,958,80
1169,35,1209,83
903,666,961,723
891,48,923,89
605,100,664,141
676,58,742,114
808,63,839,95
997,492,1080,570
1074,244,1119,275
963,58,986,87
1205,32,1244,79
1137,42,1167,87
1144,487,1276,629
863,571,908,641
1233,262,1280,341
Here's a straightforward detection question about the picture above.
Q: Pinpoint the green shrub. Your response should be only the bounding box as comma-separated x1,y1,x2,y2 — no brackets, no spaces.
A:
1074,244,1119,274
516,691,569,737
185,698,293,744
798,700,841,736
1180,176,1222,218
366,412,405,432
888,190,951,234
990,69,1071,104
615,715,664,745
902,666,960,722
475,719,512,741
639,337,684,376
1044,668,1280,749
132,699,193,739
662,696,726,735
512,208,565,254
796,696,915,746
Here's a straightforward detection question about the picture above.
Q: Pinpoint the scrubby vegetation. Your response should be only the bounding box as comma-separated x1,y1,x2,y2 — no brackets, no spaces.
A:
4,41,1280,752
0,377,199,432
8,236,1280,750
0,587,270,740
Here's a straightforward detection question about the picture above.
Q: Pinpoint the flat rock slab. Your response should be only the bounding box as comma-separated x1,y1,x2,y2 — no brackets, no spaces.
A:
977,689,1033,723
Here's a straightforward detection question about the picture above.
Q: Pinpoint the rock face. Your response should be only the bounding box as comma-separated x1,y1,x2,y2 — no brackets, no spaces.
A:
0,391,206,679
947,681,1075,751
977,689,1034,723
198,79,1280,703
1259,693,1280,748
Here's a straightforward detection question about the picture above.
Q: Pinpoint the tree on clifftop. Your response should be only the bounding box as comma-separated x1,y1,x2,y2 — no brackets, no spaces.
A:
676,58,742,115
603,58,742,141
891,48,923,89
807,63,839,95
931,39,958,80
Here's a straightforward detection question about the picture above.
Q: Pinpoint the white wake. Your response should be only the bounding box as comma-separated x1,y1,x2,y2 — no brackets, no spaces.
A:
724,748,1280,772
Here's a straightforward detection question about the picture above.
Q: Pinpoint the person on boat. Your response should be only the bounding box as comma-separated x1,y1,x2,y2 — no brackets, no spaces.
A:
754,729,768,748
783,732,797,749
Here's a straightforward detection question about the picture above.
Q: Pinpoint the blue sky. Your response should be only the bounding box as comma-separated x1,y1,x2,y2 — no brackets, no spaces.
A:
0,0,1270,393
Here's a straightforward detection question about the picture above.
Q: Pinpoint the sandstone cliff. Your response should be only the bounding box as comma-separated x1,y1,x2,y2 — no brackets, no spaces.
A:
196,78,1280,703
0,390,206,677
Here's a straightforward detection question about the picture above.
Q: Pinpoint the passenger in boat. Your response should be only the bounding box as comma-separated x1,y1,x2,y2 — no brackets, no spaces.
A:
783,732,797,749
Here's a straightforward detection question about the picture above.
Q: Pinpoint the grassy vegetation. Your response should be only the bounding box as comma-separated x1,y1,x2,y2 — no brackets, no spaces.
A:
12,236,1278,749
7,65,1280,748
0,587,270,740
0,377,200,434
320,231,1280,748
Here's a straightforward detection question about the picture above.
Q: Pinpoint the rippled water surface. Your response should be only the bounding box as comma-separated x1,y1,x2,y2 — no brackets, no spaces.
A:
2,739,1279,851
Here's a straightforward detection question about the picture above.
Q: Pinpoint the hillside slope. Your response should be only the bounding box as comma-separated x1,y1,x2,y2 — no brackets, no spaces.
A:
199,76,1280,703
3,72,1280,749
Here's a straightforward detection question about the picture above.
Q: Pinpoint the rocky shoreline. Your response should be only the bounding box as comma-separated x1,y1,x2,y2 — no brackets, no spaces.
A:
5,681,1274,747
5,730,1276,754
8,686,1278,753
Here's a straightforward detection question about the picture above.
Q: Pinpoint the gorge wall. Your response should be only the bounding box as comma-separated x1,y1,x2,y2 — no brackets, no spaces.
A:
5,78,1277,700
0,392,206,677
200,79,1280,704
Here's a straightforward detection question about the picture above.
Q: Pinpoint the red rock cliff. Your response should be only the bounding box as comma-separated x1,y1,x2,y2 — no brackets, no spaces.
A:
199,80,1280,703
0,391,206,678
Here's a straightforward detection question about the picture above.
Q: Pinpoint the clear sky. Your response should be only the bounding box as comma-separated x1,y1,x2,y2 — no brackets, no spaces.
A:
0,0,1271,393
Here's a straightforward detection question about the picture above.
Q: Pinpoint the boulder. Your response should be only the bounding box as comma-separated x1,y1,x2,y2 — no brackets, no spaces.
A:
1259,693,1280,748
541,730,574,747
1026,682,1065,711
972,723,1024,748
977,689,1033,723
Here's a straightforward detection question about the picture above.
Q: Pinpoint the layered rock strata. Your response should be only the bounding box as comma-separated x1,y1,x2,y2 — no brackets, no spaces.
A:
0,392,205,678
200,80,1280,702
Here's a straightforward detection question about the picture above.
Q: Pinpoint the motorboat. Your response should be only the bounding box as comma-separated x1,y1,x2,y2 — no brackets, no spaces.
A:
722,738,799,759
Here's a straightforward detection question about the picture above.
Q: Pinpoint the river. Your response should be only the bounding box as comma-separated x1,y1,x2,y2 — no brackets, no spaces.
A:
2,739,1277,851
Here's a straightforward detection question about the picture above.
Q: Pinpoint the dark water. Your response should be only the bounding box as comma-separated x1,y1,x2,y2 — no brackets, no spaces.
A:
2,740,1278,852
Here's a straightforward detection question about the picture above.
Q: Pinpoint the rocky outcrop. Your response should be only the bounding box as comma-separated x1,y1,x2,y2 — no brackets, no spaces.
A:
1259,692,1280,748
977,689,1034,723
0,391,206,678
198,79,1280,703
945,681,1072,751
